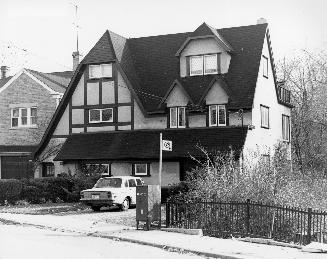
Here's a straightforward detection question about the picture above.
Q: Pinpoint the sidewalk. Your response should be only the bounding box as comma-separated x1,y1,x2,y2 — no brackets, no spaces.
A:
0,212,325,259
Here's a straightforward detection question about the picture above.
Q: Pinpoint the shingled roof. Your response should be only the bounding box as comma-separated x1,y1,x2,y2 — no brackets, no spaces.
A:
80,22,268,111
55,127,247,161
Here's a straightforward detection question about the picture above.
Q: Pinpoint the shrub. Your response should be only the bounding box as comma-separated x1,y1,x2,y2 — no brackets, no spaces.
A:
0,179,22,205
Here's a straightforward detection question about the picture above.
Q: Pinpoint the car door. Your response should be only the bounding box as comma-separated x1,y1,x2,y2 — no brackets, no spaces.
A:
128,179,137,204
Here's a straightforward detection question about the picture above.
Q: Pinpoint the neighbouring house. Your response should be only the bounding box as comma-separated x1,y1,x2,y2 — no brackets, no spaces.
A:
33,19,292,186
0,65,74,179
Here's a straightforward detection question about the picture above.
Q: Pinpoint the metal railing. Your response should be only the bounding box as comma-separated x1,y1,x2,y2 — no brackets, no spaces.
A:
165,199,327,245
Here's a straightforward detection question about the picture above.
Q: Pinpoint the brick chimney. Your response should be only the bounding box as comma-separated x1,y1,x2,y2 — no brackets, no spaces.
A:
1,66,9,79
72,51,81,70
257,18,267,24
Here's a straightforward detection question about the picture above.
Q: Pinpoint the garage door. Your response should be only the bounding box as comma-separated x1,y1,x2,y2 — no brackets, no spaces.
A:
1,156,34,179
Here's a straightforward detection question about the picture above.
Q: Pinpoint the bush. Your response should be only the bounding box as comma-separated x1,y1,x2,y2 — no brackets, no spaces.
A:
0,179,23,205
162,182,189,202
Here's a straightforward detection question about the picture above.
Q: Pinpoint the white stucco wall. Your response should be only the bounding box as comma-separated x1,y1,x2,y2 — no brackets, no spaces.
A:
134,100,167,129
53,105,69,136
243,33,291,159
166,84,190,107
205,81,229,105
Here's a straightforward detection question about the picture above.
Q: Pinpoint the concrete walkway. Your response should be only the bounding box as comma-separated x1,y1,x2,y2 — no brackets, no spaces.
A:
0,213,325,259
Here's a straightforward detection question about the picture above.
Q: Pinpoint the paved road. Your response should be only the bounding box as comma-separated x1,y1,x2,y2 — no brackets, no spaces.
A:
0,224,201,259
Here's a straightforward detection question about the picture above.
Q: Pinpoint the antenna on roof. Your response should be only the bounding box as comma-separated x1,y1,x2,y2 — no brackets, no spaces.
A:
70,1,82,70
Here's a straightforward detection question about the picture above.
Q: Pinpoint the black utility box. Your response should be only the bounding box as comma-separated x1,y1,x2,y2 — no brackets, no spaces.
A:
136,185,161,230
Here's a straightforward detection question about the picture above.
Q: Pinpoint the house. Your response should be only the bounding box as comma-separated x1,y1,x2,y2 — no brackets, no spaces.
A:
0,65,74,179
33,20,292,186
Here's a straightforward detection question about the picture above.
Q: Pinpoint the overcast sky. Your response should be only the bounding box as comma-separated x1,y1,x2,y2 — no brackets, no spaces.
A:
1,0,327,75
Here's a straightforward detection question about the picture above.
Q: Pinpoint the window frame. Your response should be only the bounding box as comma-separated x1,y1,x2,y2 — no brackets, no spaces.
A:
189,54,219,76
42,162,55,177
263,55,269,78
282,114,290,142
89,64,113,79
209,104,226,127
84,163,111,176
169,106,186,128
260,105,270,129
132,163,150,177
11,107,37,128
89,108,114,123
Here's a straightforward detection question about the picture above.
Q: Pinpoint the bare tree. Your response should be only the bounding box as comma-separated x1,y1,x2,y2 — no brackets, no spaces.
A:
277,51,327,173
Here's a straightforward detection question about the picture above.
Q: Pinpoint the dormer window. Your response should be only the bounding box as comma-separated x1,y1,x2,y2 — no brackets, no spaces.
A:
169,107,186,128
89,64,112,79
209,105,226,126
190,54,219,76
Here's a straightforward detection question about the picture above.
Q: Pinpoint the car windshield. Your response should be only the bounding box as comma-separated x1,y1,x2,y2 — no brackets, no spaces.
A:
94,178,122,188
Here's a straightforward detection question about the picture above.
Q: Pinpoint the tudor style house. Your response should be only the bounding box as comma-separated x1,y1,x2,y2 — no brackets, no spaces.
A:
0,66,73,179
34,20,292,186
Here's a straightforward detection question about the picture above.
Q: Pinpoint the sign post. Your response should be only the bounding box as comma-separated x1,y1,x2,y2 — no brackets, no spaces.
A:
159,133,163,188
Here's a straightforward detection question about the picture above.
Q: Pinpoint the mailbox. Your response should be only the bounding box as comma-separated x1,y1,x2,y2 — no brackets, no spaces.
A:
136,185,161,230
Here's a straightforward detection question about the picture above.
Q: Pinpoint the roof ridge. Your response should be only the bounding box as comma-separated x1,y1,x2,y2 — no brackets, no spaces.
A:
128,31,191,40
27,69,67,89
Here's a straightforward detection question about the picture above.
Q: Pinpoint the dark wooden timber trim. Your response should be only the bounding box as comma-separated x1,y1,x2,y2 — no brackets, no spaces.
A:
114,63,118,130
74,121,131,128
69,98,72,134
131,97,134,130
71,102,132,109
51,135,69,139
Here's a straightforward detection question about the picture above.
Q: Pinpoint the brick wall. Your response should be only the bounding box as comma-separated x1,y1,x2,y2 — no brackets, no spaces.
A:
0,73,58,145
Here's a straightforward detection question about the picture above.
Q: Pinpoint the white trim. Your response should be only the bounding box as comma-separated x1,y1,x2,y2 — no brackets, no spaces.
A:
204,54,218,75
134,163,148,176
169,107,186,128
89,108,113,123
190,55,204,76
0,69,61,95
209,104,226,127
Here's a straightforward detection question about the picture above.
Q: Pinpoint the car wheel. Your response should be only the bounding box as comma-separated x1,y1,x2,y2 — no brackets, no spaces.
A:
91,206,101,211
120,198,130,211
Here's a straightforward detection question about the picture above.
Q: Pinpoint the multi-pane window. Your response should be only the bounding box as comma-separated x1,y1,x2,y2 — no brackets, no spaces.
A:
209,105,226,126
89,108,113,123
190,54,218,76
42,162,55,177
11,107,37,128
169,107,186,128
282,114,290,142
263,55,268,78
134,163,148,176
260,105,269,128
89,64,112,78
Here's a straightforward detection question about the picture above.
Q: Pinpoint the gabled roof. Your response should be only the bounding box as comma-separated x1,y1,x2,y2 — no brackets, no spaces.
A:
54,127,247,161
0,69,73,95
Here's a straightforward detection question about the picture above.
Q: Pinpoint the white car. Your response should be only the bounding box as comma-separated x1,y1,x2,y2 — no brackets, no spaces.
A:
80,176,144,211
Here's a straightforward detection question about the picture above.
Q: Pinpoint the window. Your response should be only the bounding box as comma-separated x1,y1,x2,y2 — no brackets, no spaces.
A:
190,54,218,76
133,163,149,176
84,163,111,176
261,154,270,166
209,105,226,126
260,105,269,128
11,107,37,128
89,108,113,123
42,162,55,177
263,55,268,78
128,179,136,187
282,114,290,142
89,64,112,78
169,107,186,128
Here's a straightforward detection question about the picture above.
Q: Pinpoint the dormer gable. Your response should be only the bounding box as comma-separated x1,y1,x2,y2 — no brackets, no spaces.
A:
162,80,192,108
177,23,233,78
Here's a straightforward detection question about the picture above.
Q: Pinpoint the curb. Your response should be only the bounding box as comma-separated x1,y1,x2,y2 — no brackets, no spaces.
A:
161,227,203,236
0,217,241,259
237,237,302,249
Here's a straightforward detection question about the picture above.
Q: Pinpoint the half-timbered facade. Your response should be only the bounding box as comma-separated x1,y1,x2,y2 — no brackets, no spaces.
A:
34,21,292,185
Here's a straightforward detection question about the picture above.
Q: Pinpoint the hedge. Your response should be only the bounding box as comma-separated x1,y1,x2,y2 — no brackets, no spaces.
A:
0,176,98,205
0,179,22,204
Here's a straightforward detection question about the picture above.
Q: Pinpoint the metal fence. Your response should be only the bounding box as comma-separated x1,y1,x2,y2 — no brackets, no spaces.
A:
165,199,327,245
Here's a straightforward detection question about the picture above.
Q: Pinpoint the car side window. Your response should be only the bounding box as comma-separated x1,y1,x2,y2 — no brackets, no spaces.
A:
128,179,136,187
136,179,143,186
125,180,128,187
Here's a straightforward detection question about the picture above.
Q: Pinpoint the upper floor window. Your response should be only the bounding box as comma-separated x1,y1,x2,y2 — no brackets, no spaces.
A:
260,105,269,128
190,54,218,76
11,107,37,128
282,114,290,142
262,55,268,78
209,105,226,126
170,107,186,128
89,108,113,123
89,64,112,79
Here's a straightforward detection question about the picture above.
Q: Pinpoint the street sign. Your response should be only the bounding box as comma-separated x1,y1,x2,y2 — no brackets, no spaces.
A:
162,140,172,151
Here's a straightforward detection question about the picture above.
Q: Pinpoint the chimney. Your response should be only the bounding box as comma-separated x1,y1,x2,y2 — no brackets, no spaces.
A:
257,17,267,24
72,51,81,70
1,66,9,79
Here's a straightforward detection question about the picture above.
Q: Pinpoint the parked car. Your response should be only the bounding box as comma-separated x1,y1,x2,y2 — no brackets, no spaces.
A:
80,176,144,211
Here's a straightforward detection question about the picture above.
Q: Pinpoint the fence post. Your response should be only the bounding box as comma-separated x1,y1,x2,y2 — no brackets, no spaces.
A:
166,202,170,227
246,199,250,235
307,208,312,244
